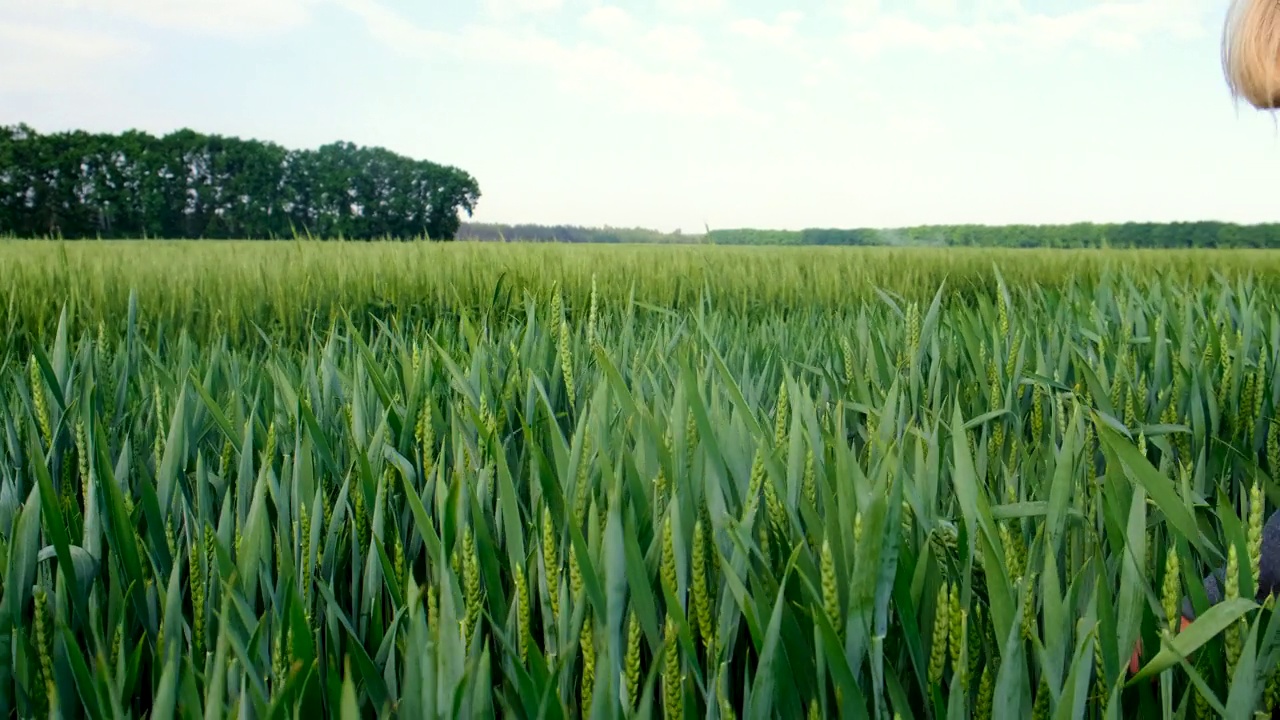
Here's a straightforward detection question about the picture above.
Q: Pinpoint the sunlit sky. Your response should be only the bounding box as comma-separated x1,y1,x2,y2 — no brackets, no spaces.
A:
2,0,1278,233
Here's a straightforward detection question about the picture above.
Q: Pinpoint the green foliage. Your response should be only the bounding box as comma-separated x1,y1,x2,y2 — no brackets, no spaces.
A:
2,243,1280,717
0,124,481,241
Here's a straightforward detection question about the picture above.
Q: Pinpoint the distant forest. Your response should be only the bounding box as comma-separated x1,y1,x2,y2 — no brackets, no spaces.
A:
0,124,480,240
458,221,1280,249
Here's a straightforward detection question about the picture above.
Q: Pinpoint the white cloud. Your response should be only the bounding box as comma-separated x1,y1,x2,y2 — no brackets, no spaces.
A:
482,0,564,21
841,0,882,25
656,0,725,17
1092,29,1141,51
917,0,959,18
330,0,451,53
887,111,949,142
847,15,985,55
336,0,748,119
25,0,312,36
784,99,811,115
643,25,704,63
973,0,1021,19
843,0,1211,56
798,58,839,87
0,20,147,92
550,49,741,117
580,6,635,36
729,11,804,45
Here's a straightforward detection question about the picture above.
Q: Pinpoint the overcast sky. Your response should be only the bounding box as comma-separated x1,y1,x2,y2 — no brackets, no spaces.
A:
1,0,1277,232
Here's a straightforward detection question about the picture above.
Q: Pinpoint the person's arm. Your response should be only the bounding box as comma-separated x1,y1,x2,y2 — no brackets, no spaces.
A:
1222,0,1280,110
1131,509,1280,674
1182,508,1280,620
1181,569,1225,621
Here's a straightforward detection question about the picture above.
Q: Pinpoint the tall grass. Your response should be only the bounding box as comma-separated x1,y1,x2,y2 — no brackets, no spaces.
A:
2,242,1280,717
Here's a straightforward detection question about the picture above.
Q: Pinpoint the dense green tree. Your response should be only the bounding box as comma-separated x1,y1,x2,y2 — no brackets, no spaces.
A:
0,124,480,240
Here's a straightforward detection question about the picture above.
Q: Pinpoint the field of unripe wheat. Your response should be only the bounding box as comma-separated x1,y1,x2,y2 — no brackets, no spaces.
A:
3,240,1280,718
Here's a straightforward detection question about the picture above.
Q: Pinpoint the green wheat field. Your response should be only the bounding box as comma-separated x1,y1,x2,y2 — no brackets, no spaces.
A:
5,239,1280,719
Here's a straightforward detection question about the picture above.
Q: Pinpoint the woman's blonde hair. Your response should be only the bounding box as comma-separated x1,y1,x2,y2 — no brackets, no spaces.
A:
1222,0,1280,109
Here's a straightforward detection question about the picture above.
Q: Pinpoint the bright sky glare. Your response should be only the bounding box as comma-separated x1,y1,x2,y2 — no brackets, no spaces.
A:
1,0,1277,232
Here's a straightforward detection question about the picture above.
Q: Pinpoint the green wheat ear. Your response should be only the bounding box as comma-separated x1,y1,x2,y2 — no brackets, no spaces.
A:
30,357,50,445
514,562,530,664
976,663,994,719
559,320,575,409
542,506,560,624
949,584,963,669
1031,672,1051,720
624,611,642,710
1250,482,1265,586
34,586,54,709
929,581,950,687
661,512,678,601
1227,543,1242,672
692,519,713,651
663,615,683,720
820,538,840,638
580,607,595,713
1162,548,1181,633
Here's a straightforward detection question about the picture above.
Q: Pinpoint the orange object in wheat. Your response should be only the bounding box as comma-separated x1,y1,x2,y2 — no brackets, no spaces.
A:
1127,615,1196,676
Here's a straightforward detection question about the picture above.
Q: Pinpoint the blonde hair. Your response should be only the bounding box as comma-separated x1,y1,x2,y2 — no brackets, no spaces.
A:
1222,0,1280,109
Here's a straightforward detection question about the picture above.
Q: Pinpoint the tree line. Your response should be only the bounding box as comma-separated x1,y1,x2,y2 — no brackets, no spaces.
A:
0,124,481,240
458,222,685,244
704,222,1280,248
458,221,1280,249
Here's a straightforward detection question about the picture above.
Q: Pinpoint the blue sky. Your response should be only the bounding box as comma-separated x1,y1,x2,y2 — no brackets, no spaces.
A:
1,0,1277,232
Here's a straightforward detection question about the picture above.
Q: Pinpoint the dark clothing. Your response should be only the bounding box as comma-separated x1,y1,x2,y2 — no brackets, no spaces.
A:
1181,509,1280,620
